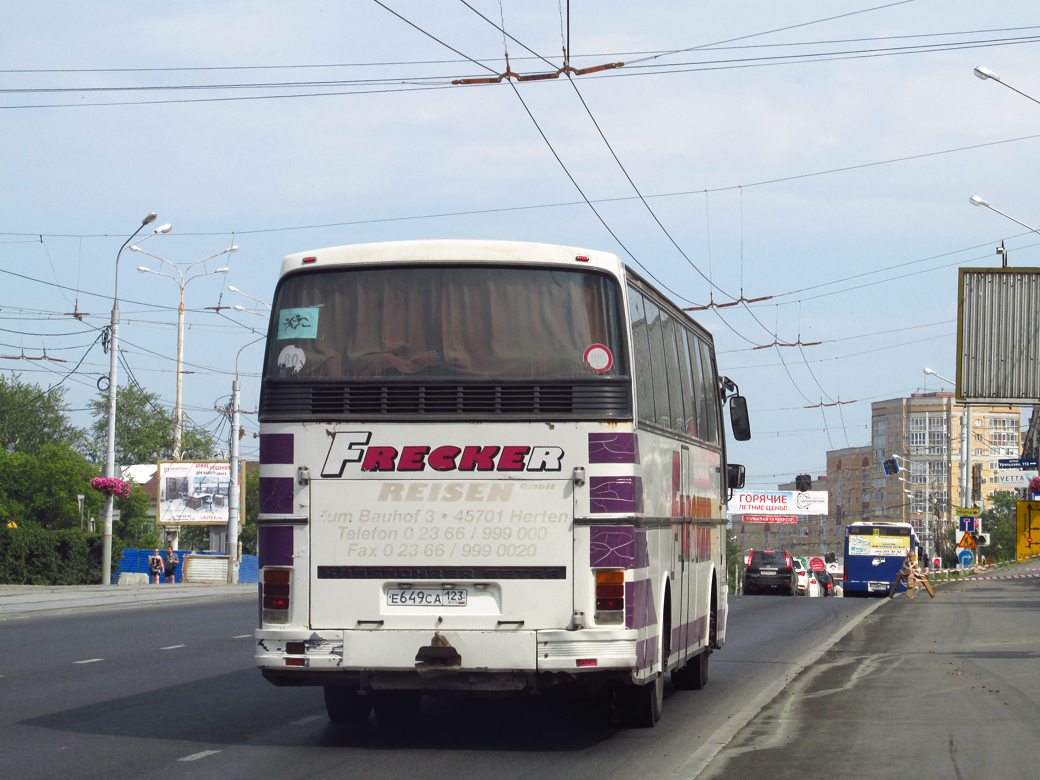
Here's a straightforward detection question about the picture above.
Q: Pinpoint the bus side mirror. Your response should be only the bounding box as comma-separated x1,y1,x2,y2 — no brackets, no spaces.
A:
729,395,751,441
727,463,745,490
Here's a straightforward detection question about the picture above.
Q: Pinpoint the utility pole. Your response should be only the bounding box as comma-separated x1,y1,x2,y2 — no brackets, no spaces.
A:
227,379,241,584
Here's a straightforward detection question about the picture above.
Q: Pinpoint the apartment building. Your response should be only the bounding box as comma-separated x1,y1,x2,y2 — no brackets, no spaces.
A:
827,393,1022,545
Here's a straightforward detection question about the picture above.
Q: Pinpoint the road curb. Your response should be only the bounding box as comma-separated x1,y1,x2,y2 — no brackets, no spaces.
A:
666,598,885,780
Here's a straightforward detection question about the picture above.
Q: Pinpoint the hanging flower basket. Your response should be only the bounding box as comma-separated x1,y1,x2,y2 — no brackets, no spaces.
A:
90,477,132,499
1030,476,1040,495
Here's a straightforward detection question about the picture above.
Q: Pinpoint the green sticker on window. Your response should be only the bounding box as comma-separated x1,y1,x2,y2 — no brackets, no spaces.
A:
277,307,320,339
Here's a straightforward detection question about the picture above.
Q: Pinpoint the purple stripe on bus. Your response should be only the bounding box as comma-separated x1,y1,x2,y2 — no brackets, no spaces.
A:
260,433,294,465
588,433,640,464
589,476,643,514
259,477,295,514
636,635,659,671
625,578,656,630
259,526,293,568
589,526,635,569
670,615,710,660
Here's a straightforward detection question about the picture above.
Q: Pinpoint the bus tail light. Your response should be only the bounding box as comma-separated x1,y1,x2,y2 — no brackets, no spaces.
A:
595,569,624,624
262,568,291,624
576,658,598,667
843,566,848,582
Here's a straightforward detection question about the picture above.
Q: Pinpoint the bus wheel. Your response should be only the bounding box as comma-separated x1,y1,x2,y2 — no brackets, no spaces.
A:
619,673,664,728
672,649,709,690
372,691,422,728
323,687,372,725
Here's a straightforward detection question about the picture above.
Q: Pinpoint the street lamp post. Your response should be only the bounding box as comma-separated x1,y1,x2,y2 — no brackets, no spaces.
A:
134,245,236,459
102,213,171,584
226,335,266,583
974,66,1040,108
969,196,1040,240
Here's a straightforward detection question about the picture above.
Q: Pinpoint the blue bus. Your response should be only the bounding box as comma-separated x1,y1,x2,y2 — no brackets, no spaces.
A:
843,521,921,597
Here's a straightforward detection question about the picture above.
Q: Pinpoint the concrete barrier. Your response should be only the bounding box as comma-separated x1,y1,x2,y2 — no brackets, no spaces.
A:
117,572,149,586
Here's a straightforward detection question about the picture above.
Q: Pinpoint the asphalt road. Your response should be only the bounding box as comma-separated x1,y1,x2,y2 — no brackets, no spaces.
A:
0,592,874,780
700,563,1040,780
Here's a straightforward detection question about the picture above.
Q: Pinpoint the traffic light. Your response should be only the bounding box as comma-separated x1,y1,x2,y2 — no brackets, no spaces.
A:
795,474,812,492
971,463,983,502
883,458,899,475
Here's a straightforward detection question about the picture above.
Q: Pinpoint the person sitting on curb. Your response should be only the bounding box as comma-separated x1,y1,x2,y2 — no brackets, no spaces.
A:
148,549,164,584
163,546,179,584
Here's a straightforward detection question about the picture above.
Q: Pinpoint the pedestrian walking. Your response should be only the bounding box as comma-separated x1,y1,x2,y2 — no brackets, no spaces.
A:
148,549,164,584
163,546,180,584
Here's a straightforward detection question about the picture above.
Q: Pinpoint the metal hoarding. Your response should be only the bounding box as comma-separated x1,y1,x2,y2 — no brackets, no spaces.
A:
957,268,1040,403
157,460,232,525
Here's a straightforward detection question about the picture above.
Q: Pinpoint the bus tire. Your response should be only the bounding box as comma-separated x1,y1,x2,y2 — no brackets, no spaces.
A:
673,648,708,690
619,672,664,728
371,691,422,728
323,686,372,725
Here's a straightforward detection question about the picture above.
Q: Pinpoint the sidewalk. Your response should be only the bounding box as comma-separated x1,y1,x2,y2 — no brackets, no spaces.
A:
695,558,1040,780
0,582,256,620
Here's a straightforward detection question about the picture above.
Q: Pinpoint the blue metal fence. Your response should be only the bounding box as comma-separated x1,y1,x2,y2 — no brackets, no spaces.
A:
115,548,259,584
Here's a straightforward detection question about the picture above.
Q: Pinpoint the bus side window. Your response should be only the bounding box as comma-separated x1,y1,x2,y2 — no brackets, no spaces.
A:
644,299,672,431
697,337,720,445
680,328,705,439
660,310,686,432
676,327,698,438
628,290,655,426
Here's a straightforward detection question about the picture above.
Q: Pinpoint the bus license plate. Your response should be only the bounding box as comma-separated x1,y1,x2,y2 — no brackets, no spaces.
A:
868,582,889,592
386,589,468,607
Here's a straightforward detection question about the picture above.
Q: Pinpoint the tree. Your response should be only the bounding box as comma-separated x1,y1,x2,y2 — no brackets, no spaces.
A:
115,481,158,549
0,373,85,455
241,465,259,555
980,490,1018,563
87,382,216,465
0,443,102,530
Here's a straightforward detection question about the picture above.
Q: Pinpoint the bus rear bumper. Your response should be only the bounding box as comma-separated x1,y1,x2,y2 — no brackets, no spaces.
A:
255,627,638,681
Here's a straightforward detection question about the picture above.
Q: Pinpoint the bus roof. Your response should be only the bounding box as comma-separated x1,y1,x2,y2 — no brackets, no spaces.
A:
280,239,625,279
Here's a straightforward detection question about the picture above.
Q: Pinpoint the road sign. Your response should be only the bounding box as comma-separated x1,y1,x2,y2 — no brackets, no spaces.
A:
998,458,1039,470
956,508,980,516
996,470,1032,489
958,549,975,567
959,517,977,534
958,533,977,549
809,556,825,571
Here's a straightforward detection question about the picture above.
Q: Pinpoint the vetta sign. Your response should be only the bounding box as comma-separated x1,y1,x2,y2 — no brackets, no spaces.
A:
728,491,829,516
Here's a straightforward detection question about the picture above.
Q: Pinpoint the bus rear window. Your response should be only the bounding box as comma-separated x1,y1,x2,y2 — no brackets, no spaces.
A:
265,266,625,380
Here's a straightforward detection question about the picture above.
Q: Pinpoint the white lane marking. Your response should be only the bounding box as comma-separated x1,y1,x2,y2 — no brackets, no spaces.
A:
74,658,104,664
233,634,252,639
160,644,186,650
291,715,324,726
178,750,221,762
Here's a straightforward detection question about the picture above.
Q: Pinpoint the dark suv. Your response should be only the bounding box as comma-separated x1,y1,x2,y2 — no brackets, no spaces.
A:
745,550,797,596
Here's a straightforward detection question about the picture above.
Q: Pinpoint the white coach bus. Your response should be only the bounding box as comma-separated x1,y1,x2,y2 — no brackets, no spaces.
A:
254,240,751,728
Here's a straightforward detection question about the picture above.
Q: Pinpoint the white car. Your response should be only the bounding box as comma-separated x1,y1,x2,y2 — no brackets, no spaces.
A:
793,558,809,595
805,571,823,598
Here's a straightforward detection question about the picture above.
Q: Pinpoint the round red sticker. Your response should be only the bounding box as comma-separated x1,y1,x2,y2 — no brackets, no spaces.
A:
809,557,825,571
583,344,613,373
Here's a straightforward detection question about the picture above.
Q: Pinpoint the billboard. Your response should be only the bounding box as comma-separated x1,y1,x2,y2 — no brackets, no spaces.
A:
157,461,232,525
728,491,828,516
957,268,1040,402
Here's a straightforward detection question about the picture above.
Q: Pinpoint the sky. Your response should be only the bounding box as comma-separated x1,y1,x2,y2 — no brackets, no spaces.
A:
2,0,1038,482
